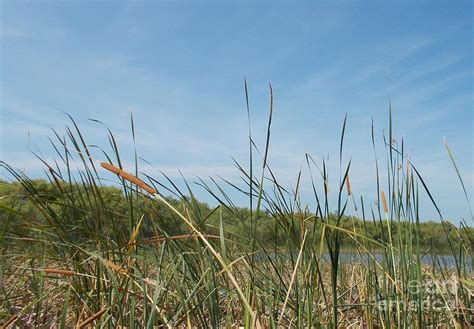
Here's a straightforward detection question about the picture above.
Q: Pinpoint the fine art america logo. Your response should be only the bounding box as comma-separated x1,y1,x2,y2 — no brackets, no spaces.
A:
374,276,460,311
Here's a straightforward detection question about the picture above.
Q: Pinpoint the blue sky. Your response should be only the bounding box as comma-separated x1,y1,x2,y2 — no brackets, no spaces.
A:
1,1,472,223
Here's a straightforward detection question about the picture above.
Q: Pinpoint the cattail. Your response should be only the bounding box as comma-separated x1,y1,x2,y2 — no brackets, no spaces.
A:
44,268,75,276
77,308,107,328
2,314,18,328
105,260,126,275
100,162,157,195
345,175,352,196
380,190,388,214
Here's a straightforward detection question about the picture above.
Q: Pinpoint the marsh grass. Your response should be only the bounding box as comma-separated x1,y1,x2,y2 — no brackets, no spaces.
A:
0,90,473,328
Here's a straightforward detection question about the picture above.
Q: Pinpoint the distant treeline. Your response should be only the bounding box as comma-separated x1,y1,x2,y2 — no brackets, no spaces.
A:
1,179,472,253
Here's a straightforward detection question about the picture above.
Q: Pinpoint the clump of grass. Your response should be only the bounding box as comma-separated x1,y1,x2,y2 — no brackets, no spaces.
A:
0,88,472,328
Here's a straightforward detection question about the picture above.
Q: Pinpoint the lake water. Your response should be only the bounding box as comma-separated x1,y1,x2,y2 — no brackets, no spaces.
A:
255,252,472,270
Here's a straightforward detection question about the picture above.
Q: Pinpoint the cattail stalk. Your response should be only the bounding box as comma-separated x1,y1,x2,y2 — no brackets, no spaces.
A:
44,268,75,276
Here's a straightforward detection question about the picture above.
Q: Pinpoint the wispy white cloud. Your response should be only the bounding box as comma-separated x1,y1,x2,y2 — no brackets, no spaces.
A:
0,27,34,40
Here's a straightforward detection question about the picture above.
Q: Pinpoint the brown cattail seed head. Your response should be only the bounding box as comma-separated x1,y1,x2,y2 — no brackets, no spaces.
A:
380,190,388,214
100,162,157,195
345,175,352,196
